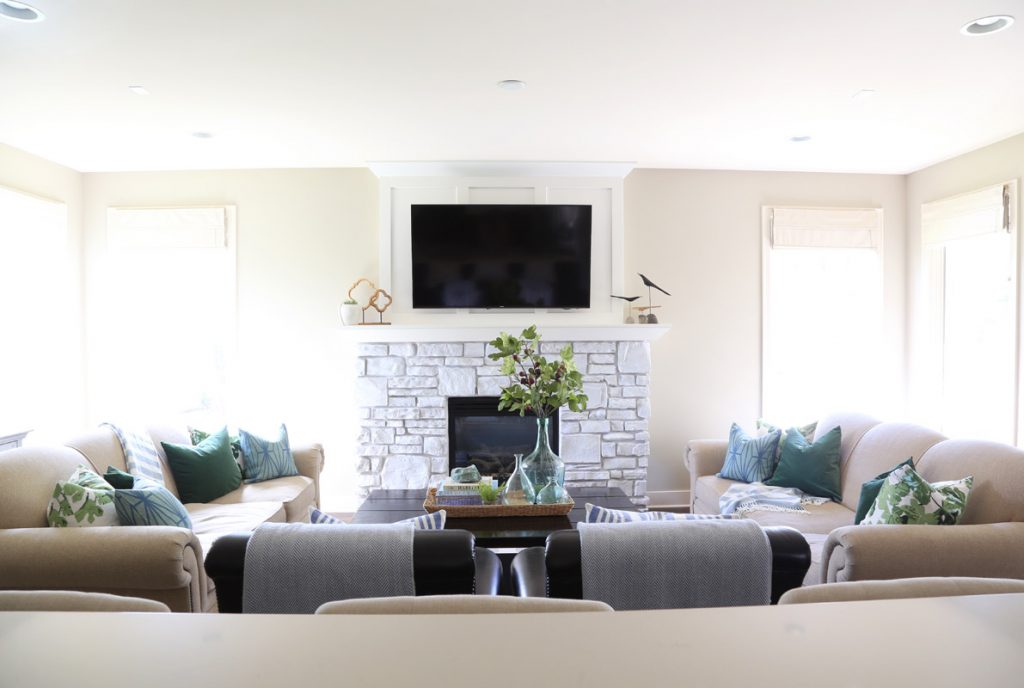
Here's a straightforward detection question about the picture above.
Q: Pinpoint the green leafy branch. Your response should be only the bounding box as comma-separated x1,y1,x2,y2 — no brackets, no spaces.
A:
487,325,588,419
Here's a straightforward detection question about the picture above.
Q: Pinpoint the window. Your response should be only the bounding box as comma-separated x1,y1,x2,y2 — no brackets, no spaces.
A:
762,206,884,424
90,207,236,423
920,182,1018,444
0,184,77,440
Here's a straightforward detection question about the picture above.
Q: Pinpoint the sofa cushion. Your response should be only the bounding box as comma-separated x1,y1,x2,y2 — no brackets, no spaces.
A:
162,428,242,504
854,458,915,525
765,425,842,501
47,466,120,528
66,426,184,500
838,422,945,511
719,423,780,483
239,425,300,483
209,475,315,522
114,477,193,529
188,501,287,556
693,475,855,534
917,439,1024,524
861,465,973,526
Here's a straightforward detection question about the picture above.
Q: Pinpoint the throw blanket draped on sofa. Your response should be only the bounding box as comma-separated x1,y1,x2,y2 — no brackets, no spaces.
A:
243,522,415,614
719,482,829,515
577,519,772,610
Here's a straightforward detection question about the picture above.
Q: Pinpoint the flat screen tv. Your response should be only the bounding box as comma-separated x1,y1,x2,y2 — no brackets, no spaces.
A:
411,204,592,309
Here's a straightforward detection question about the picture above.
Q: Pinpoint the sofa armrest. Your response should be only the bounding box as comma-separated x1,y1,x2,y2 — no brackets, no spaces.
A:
0,526,206,612
684,439,728,509
822,522,1024,583
292,443,325,508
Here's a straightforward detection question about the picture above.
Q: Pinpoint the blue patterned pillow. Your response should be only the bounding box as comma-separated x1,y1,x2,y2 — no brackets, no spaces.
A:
585,503,736,523
309,507,446,530
114,476,192,529
718,423,781,483
239,424,300,483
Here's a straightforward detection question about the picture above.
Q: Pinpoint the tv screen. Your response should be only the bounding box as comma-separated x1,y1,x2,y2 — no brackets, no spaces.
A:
411,204,592,309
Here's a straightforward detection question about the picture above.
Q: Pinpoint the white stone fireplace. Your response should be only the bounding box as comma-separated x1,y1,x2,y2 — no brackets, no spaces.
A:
348,325,668,505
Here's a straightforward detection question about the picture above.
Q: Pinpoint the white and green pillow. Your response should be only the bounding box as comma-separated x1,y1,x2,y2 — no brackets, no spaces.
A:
861,464,972,526
47,466,120,528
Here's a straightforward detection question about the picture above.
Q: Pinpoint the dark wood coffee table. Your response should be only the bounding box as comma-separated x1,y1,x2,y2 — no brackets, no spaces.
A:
353,486,638,548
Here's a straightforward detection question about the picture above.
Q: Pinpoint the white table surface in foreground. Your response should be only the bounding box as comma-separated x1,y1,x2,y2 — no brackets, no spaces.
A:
2,594,1023,687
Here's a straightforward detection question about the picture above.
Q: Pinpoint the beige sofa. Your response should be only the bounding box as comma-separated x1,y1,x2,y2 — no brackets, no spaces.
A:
0,424,324,612
686,412,1024,585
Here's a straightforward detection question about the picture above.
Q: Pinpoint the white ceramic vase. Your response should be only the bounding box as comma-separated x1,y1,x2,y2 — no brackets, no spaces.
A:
339,303,362,326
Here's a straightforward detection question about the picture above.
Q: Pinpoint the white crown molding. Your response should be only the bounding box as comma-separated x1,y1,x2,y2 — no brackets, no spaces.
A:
366,161,636,179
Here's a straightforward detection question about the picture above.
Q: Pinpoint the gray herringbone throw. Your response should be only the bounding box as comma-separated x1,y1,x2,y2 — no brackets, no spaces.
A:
577,519,772,610
242,522,415,614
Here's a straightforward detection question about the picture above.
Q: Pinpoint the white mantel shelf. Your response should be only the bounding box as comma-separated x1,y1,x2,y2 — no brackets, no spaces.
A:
336,323,670,343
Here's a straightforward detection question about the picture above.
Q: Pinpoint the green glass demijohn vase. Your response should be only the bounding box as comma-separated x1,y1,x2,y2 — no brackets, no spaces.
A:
500,453,535,505
522,417,565,503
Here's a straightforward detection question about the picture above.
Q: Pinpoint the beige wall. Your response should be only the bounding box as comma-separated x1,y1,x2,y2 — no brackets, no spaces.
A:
0,143,86,435
624,169,906,502
905,132,1024,422
81,168,378,507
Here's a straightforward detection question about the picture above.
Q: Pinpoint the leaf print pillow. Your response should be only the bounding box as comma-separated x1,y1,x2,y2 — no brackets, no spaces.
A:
47,466,121,528
860,464,972,526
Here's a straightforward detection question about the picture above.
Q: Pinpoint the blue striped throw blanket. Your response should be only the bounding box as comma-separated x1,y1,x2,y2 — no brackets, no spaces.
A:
719,482,829,516
104,423,165,485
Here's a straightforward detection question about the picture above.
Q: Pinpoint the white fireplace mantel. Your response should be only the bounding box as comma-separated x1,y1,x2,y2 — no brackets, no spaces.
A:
336,323,671,344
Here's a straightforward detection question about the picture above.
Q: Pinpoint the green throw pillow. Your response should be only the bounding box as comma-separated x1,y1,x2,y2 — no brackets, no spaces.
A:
756,419,817,465
765,425,842,501
189,427,243,463
854,458,914,525
162,428,242,504
47,466,120,527
103,466,136,490
861,464,972,526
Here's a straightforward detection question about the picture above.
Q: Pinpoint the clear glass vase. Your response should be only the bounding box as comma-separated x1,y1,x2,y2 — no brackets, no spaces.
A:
522,417,565,503
500,453,535,505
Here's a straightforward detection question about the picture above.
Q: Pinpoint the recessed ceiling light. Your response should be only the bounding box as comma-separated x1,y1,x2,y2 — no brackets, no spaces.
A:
191,132,214,139
128,86,150,96
0,1,45,22
497,79,526,91
789,135,812,143
852,88,878,101
960,15,1014,35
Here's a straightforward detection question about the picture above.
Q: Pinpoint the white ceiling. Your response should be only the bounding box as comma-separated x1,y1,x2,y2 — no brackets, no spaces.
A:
2,0,1023,174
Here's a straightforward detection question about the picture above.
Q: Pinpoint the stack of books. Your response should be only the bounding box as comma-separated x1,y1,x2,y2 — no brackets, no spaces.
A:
434,477,497,507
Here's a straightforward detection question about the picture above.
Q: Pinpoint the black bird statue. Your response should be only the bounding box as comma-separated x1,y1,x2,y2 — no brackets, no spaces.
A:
610,294,641,302
637,273,670,324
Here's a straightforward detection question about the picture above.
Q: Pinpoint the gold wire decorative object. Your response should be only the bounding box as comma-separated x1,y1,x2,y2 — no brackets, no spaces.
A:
360,287,393,326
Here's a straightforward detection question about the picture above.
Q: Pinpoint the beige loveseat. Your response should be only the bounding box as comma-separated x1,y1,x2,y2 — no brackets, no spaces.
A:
686,412,1024,585
0,424,324,612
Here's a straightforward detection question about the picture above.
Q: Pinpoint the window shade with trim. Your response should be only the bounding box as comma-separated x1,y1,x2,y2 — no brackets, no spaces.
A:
921,182,1016,245
770,207,882,249
107,207,228,249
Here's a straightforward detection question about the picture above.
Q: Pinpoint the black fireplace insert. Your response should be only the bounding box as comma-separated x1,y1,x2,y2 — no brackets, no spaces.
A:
447,396,559,480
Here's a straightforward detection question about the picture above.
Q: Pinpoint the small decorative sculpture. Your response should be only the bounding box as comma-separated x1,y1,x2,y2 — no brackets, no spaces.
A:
346,278,393,326
611,294,640,324
634,273,671,324
451,466,481,483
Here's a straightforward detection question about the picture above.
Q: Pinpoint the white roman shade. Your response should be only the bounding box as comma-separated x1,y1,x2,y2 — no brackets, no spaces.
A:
770,207,882,249
921,182,1016,245
107,207,230,249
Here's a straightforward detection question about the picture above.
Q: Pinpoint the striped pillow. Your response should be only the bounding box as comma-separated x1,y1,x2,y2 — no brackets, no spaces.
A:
584,503,736,523
310,507,446,530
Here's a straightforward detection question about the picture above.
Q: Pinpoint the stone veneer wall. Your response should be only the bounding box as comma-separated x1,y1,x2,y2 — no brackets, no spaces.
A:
355,340,652,505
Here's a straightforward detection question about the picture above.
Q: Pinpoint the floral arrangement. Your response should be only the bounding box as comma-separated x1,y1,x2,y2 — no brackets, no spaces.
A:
487,325,588,418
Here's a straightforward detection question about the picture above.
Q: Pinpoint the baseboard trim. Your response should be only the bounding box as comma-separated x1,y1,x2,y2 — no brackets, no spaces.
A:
645,489,690,509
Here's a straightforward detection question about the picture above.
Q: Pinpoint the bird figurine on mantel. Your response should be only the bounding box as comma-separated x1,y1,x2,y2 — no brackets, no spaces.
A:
611,294,641,323
636,273,671,324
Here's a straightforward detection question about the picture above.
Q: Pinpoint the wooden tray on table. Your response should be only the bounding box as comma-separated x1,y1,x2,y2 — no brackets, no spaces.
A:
422,487,574,518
